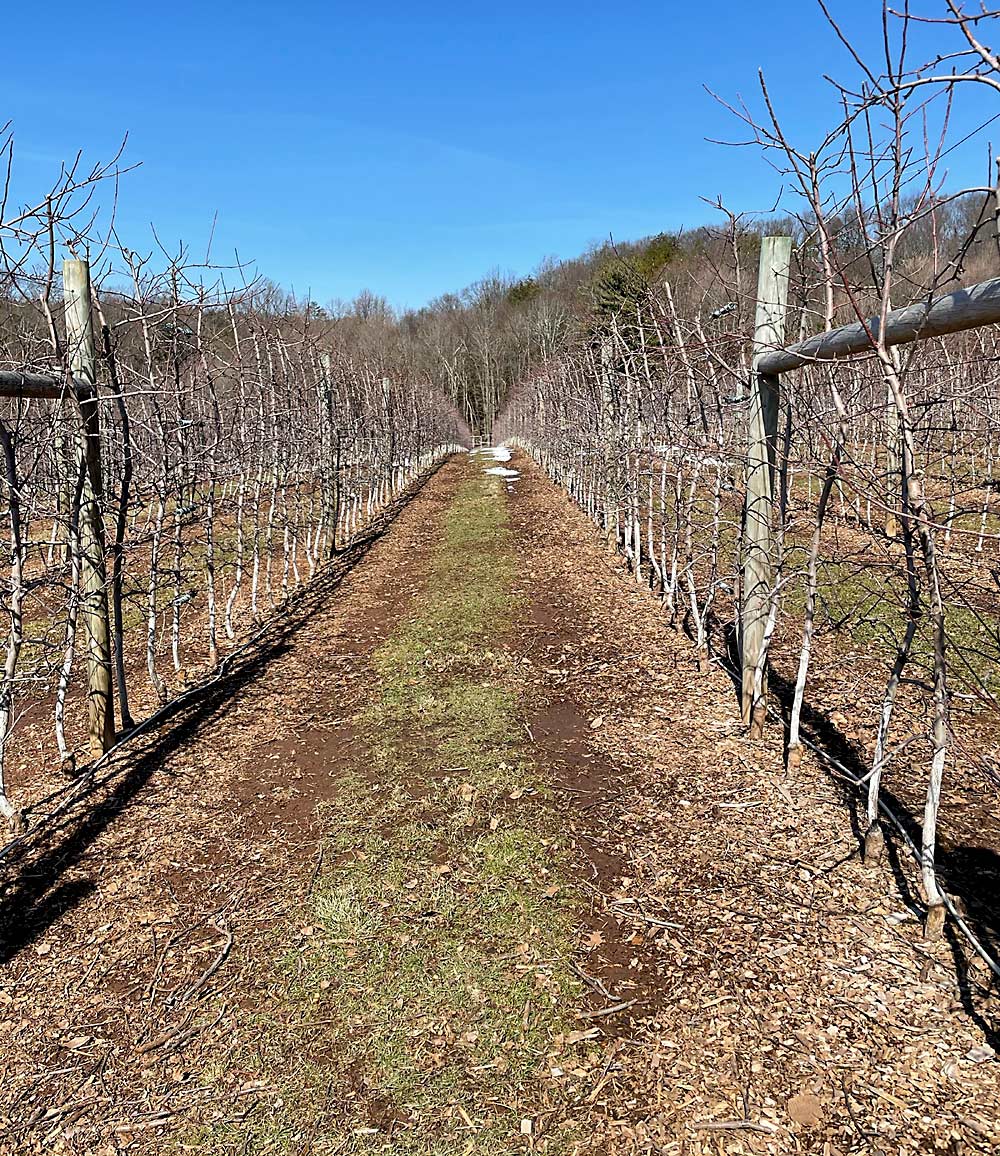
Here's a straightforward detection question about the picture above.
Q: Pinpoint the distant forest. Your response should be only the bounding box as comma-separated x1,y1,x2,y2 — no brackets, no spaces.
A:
305,190,997,433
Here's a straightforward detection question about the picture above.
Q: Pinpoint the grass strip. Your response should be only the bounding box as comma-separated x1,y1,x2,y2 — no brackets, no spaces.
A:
193,463,581,1155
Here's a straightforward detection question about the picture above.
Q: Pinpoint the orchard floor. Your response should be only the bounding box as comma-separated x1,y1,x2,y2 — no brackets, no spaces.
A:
0,451,997,1156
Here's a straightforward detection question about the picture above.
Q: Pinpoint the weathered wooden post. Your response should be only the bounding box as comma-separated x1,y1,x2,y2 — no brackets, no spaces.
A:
64,258,115,757
741,236,792,735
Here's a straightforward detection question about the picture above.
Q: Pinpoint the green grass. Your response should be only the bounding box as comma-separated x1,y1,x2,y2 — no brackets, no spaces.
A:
645,476,1000,701
779,547,1000,699
189,465,582,1155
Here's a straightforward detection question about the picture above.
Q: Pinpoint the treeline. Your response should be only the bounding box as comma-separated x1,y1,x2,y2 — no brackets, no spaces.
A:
318,188,995,435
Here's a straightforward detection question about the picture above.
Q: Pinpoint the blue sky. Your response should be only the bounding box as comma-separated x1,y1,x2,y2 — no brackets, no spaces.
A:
5,1,997,309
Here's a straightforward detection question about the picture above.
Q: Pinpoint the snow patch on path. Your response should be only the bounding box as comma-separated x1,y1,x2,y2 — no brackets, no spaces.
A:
472,445,519,486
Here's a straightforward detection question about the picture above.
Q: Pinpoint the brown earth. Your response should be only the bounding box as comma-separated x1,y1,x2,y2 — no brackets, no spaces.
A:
0,451,997,1155
511,455,1000,1154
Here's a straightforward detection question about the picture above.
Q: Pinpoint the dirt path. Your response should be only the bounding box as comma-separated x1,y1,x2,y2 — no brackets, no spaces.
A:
0,452,997,1155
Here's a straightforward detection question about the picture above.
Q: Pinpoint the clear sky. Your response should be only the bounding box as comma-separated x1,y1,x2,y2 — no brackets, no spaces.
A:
5,1,996,310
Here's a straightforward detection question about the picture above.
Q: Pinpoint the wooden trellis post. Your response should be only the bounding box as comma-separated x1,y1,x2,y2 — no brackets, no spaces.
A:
741,236,792,733
64,258,115,757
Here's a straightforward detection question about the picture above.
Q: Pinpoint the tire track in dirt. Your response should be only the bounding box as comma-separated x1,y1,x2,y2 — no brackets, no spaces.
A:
0,458,464,1153
219,455,591,1152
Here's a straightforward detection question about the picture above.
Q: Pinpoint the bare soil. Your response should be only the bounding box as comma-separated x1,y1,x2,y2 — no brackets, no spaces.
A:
0,451,996,1155
509,455,1000,1154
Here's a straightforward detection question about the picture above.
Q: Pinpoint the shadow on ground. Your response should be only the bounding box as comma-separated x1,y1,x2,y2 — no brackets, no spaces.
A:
0,461,449,966
711,627,1000,1049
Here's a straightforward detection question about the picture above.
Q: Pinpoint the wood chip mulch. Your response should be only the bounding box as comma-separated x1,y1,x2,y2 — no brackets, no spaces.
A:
0,450,997,1155
509,451,1000,1155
